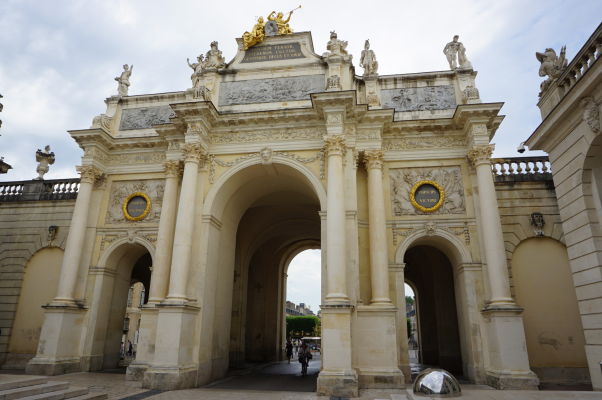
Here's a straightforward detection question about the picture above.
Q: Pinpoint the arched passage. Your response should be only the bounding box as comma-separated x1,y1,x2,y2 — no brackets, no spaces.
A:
199,160,323,380
83,240,153,371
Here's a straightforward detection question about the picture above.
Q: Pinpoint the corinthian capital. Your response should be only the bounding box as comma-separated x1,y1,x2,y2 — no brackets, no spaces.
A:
364,149,384,170
467,144,494,166
182,143,206,164
164,160,182,178
323,135,346,157
78,165,103,184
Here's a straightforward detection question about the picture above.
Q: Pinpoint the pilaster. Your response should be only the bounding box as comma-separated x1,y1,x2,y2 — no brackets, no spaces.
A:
389,263,411,383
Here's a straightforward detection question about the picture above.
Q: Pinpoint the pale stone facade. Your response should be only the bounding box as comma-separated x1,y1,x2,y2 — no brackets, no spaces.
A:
0,25,594,396
526,23,602,389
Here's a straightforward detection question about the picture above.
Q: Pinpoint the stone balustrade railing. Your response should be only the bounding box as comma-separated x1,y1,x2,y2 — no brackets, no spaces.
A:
0,178,79,202
556,23,602,97
491,156,552,183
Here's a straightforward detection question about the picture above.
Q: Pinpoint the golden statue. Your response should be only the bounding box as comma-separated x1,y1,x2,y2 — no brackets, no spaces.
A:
243,16,265,50
242,6,301,50
268,11,293,35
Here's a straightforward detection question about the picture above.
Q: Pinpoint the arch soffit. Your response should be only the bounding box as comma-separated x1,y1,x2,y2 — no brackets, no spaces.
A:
281,240,321,275
395,228,472,267
202,156,327,219
98,236,155,270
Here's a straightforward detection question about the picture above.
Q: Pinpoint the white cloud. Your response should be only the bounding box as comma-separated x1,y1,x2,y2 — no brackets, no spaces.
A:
287,249,322,312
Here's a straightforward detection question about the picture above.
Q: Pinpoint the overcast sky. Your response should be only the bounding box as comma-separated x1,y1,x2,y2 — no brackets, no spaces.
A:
1,1,600,309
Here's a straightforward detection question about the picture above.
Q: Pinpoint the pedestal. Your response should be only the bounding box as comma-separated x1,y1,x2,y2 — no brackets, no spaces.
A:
126,306,158,381
356,306,404,389
317,305,358,397
26,305,86,375
142,304,199,390
482,306,539,389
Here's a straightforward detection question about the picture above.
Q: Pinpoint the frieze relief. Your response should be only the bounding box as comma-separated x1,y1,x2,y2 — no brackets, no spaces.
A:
390,166,465,215
210,128,324,144
119,106,176,130
392,222,471,245
108,152,166,165
384,136,465,150
105,180,165,224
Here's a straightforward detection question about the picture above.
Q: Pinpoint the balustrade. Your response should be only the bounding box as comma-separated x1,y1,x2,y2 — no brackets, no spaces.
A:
491,156,552,182
0,178,79,202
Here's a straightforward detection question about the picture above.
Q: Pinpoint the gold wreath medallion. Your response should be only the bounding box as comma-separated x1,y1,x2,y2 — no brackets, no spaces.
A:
123,192,152,221
410,180,445,213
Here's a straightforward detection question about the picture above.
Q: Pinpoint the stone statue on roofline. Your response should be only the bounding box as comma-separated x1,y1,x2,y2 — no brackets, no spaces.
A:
443,35,472,70
204,41,226,69
35,145,55,180
536,46,567,96
115,64,133,96
323,31,351,62
360,40,378,77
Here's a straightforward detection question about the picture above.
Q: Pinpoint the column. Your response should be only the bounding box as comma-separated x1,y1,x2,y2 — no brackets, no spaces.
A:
324,135,349,304
365,150,392,305
468,144,539,389
53,165,102,305
165,144,204,303
148,160,181,303
467,145,513,305
390,263,411,382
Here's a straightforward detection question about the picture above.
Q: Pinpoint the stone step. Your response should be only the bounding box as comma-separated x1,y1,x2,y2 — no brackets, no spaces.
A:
21,387,89,400
0,379,48,392
66,393,107,400
0,382,69,400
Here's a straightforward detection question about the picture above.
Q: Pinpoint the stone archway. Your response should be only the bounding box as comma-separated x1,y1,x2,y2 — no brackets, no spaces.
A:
196,160,324,383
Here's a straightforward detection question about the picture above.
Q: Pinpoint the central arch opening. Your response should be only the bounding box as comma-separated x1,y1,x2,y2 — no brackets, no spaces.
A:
206,160,323,391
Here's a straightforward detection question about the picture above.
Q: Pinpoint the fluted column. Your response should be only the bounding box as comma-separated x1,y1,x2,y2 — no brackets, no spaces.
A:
324,135,349,304
365,150,392,305
148,160,181,303
165,144,205,303
468,145,513,305
53,165,102,305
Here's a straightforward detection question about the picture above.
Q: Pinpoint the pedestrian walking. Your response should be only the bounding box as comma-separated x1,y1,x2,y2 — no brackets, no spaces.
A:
298,341,312,376
285,338,293,364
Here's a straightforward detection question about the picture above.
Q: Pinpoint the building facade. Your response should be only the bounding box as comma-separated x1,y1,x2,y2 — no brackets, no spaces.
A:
0,21,596,396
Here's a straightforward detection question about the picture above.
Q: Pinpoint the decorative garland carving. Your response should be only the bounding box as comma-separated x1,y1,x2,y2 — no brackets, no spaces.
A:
122,192,152,221
410,180,445,213
391,222,471,245
384,136,465,150
105,180,164,224
210,128,323,144
582,96,600,134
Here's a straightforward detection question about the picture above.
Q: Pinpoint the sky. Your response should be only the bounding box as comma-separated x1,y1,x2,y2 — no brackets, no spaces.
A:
0,0,601,180
0,1,600,309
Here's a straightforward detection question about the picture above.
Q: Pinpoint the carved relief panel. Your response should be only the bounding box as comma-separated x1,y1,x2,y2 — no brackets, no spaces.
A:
389,166,465,215
105,180,165,224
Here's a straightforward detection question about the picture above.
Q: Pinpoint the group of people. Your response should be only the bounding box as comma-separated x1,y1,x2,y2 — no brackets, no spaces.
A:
285,338,313,376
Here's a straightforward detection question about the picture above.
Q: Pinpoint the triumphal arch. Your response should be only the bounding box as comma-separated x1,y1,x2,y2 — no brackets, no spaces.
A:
9,13,592,397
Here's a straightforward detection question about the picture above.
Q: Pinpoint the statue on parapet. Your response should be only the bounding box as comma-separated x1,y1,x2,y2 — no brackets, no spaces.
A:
204,41,226,69
360,40,378,76
536,47,567,95
324,31,350,60
243,17,266,50
443,35,472,70
242,7,300,50
187,54,205,87
268,10,293,35
115,64,133,96
35,145,55,180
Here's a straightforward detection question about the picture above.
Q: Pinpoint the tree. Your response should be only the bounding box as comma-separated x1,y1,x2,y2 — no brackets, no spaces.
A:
405,295,414,306
286,315,321,338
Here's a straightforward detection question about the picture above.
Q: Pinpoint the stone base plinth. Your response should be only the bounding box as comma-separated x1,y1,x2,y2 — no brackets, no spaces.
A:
317,370,358,398
26,358,80,375
143,366,197,390
26,305,86,376
485,370,540,390
79,354,103,371
126,363,149,381
358,369,405,389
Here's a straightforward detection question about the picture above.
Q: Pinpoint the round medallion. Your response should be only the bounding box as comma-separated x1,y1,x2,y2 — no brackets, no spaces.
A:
123,192,151,221
410,180,445,213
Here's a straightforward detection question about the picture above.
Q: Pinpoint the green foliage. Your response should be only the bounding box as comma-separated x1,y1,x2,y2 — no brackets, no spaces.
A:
286,315,321,338
405,296,414,306
407,318,412,338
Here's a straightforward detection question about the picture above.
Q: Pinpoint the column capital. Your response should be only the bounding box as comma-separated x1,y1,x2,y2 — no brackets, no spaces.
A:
164,160,183,178
364,149,384,170
467,144,494,166
77,165,103,184
324,135,346,157
182,143,206,164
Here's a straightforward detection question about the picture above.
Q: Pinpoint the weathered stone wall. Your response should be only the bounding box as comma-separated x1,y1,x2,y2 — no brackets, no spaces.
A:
0,195,75,367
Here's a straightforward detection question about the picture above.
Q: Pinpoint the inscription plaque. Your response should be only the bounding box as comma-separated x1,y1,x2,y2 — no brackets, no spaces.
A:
242,43,305,63
410,180,445,213
123,192,151,221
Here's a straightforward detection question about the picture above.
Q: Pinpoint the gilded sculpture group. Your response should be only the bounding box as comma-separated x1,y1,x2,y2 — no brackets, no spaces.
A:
243,7,300,50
